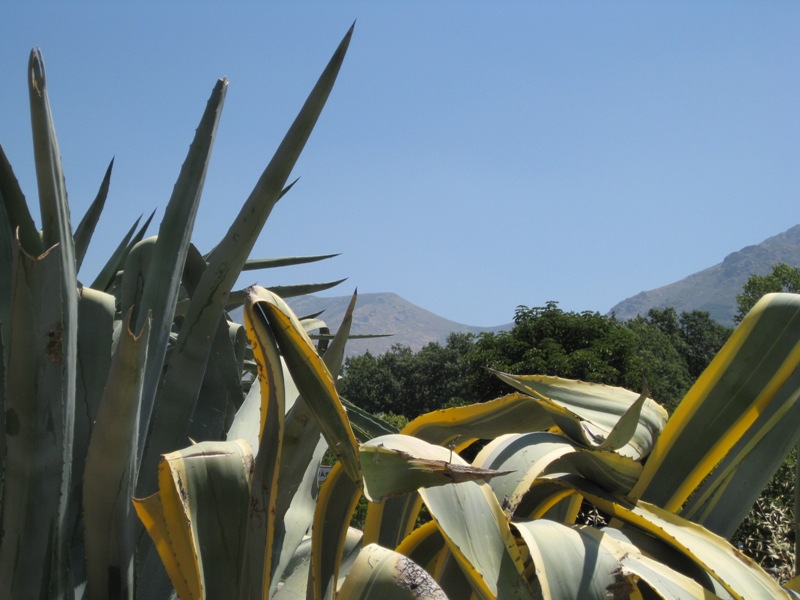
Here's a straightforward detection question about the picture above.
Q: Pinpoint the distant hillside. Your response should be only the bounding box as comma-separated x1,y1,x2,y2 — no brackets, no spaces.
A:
284,292,508,356
609,225,800,325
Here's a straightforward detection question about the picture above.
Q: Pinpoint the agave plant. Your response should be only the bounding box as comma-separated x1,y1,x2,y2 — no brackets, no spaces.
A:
139,291,800,599
0,27,357,599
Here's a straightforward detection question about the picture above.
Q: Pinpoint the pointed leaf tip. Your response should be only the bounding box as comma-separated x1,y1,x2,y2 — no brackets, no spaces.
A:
29,47,46,94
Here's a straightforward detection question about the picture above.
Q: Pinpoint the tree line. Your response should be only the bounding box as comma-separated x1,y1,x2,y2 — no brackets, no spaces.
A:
339,263,800,420
339,302,730,419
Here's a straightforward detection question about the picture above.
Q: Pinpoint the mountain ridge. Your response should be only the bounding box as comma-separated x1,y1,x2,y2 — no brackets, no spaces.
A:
609,224,800,325
277,224,800,355
284,292,509,356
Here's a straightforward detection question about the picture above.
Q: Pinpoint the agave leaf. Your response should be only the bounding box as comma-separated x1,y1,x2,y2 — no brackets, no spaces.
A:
134,77,228,487
396,523,476,599
29,49,71,251
431,548,476,600
0,199,12,356
242,253,340,271
299,317,328,334
187,319,246,442
74,158,113,271
184,244,247,438
556,475,789,600
514,519,637,599
239,293,286,599
269,279,347,299
322,288,357,379
492,372,667,460
227,377,263,451
272,529,362,600
631,292,800,512
341,398,399,443
309,462,363,600
267,289,359,591
70,287,117,587
26,48,79,592
514,519,717,600
337,544,448,600
119,236,154,326
363,493,427,557
360,434,510,503
268,424,328,595
0,243,72,597
83,309,150,599
0,326,5,478
249,286,360,481
473,432,642,516
418,476,536,599
266,391,328,594
148,26,354,486
133,440,252,600
364,393,553,549
510,474,581,522
395,521,447,575
679,370,800,537
0,143,42,256
404,392,554,448
601,526,726,596
89,212,143,292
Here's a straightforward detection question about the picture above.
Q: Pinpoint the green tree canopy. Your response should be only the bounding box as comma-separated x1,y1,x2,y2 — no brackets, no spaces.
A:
340,302,731,417
735,263,800,323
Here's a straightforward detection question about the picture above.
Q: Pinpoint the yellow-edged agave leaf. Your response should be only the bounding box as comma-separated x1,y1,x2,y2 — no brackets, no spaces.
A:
268,298,362,595
419,477,537,599
631,292,800,512
396,523,478,599
363,494,426,556
133,440,252,599
272,529,363,600
267,407,328,596
514,520,718,600
337,544,448,600
679,372,800,537
249,285,360,482
473,432,642,515
403,392,555,447
241,288,286,597
785,575,800,592
364,393,554,549
361,434,510,502
492,372,667,460
244,287,286,439
513,475,581,522
555,475,789,600
310,462,363,599
395,521,447,575
133,478,202,599
601,527,728,597
514,520,639,599
133,493,198,600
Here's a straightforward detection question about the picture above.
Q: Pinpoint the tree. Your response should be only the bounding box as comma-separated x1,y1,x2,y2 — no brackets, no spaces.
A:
339,333,476,418
466,302,643,403
735,263,800,323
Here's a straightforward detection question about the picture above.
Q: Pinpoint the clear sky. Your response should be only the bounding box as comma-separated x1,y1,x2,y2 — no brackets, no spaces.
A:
2,3,798,326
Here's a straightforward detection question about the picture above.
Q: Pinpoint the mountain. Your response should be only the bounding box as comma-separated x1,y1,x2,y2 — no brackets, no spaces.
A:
235,225,799,357
609,225,800,325
284,292,508,356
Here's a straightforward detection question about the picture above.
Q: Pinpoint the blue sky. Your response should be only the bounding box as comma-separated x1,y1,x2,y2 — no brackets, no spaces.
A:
1,3,798,326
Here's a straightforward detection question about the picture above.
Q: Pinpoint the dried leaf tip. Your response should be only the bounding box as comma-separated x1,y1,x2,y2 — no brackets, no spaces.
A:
29,47,46,95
